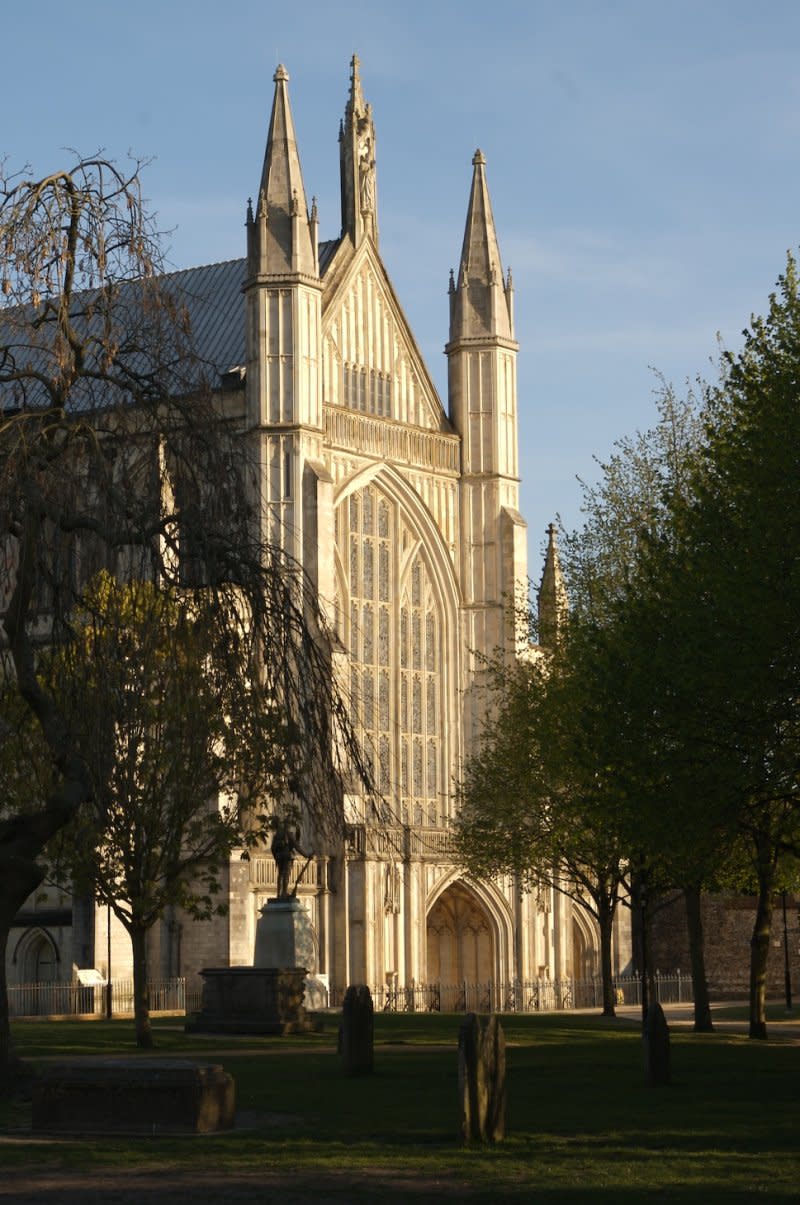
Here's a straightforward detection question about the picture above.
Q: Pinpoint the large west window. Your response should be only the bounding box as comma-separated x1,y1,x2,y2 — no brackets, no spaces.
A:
335,481,446,827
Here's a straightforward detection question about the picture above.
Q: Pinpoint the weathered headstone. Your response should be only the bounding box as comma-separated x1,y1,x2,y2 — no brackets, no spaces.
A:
643,1001,671,1085
340,984,374,1076
458,1012,506,1143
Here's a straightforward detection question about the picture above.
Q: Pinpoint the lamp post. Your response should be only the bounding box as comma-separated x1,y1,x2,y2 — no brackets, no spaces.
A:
639,879,649,1031
105,900,113,1020
782,890,792,1012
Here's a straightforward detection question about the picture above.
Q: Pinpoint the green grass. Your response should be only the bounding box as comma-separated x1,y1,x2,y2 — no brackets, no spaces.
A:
712,1001,797,1023
2,1010,799,1202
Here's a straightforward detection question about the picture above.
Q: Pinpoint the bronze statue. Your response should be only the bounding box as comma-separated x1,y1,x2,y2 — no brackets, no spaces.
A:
270,813,308,900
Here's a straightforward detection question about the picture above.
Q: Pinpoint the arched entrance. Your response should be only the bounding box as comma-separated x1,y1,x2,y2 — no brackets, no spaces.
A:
571,913,597,980
426,881,494,983
12,927,59,1016
19,928,58,984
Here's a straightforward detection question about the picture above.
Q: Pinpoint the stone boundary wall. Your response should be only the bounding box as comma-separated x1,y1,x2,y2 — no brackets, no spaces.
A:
648,891,800,998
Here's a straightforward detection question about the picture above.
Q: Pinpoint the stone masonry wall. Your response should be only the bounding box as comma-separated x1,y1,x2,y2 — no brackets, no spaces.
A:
649,891,800,999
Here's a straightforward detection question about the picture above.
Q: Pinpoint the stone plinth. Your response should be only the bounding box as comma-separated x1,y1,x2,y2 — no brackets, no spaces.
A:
186,966,312,1035
254,898,316,970
32,1060,235,1134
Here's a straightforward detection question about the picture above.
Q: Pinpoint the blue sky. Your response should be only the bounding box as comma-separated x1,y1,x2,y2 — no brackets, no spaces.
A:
5,1,800,572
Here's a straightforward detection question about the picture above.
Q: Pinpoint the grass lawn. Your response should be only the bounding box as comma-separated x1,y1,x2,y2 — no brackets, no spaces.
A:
1,1010,798,1202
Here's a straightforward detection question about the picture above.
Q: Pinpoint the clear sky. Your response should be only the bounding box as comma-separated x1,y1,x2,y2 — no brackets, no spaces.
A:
5,0,800,573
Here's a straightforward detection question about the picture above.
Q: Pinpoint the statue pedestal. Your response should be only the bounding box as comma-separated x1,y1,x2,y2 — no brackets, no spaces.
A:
186,898,318,1036
186,967,311,1035
254,898,315,971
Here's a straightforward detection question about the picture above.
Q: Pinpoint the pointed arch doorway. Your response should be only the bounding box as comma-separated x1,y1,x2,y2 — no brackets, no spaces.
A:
426,881,495,983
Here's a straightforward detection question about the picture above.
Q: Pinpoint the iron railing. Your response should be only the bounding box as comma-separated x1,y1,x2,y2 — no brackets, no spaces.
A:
7,976,201,1019
8,971,690,1018
328,972,692,1013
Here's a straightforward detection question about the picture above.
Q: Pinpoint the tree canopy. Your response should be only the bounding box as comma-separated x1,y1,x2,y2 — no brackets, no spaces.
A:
0,153,368,1079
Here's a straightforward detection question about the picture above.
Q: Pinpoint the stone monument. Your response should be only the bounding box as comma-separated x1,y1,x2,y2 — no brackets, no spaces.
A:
33,1060,235,1134
187,815,315,1035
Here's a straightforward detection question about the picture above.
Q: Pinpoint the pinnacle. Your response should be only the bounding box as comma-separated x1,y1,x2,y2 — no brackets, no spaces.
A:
274,64,289,82
450,148,512,341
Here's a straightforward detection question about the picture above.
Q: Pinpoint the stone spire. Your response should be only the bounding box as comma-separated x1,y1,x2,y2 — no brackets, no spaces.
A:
449,150,513,343
537,523,568,648
339,54,378,248
246,64,317,278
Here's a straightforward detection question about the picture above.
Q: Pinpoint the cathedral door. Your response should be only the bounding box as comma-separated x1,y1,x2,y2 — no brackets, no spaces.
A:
426,882,494,983
571,915,596,980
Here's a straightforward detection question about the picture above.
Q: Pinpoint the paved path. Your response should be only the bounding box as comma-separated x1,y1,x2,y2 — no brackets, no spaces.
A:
610,999,800,1041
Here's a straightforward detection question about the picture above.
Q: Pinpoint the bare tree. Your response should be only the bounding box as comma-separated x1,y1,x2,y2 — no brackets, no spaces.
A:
0,155,367,1080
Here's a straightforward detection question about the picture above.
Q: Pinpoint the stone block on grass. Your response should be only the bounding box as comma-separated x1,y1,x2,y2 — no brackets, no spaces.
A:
32,1059,235,1134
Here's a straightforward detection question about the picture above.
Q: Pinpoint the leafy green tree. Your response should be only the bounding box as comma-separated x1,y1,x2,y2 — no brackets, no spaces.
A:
0,155,367,1081
457,388,707,1019
456,642,630,1018
46,574,297,1047
630,259,800,1038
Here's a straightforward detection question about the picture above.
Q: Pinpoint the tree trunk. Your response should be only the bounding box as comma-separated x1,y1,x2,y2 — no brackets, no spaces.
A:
684,883,714,1032
0,853,48,1089
0,916,14,1085
598,896,616,1018
129,923,153,1049
749,872,774,1040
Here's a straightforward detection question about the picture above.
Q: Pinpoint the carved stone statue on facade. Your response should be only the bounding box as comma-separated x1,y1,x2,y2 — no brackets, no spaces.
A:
384,862,401,915
358,115,375,214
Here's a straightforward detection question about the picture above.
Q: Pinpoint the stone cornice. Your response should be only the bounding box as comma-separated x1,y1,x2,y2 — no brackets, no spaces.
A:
444,335,519,355
242,272,322,291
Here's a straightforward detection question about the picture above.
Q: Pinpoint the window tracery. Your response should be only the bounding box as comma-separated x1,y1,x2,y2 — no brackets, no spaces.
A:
336,480,446,826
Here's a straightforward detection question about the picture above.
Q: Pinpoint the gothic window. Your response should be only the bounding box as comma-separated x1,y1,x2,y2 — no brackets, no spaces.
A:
337,480,446,826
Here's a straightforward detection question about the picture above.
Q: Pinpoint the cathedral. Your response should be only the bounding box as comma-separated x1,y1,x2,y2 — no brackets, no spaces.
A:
8,58,631,1002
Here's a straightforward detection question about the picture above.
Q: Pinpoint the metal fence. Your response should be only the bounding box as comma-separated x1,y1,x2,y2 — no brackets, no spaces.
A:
7,976,197,1019
328,972,692,1014
8,971,691,1019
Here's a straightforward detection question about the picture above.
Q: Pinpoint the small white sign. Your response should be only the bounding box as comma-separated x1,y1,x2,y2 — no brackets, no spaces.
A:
76,968,105,986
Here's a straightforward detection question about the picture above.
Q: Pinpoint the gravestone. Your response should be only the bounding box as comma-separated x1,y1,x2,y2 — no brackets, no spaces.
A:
458,1013,506,1143
644,1001,671,1085
340,984,374,1076
32,1060,235,1133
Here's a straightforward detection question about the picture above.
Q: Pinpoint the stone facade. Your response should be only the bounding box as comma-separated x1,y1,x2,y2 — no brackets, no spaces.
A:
7,58,629,1000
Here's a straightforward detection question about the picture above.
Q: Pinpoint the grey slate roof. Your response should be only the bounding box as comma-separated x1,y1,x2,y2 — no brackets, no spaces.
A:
162,257,247,375
318,238,340,276
161,237,339,373
0,238,342,411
